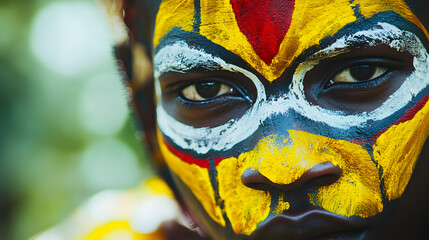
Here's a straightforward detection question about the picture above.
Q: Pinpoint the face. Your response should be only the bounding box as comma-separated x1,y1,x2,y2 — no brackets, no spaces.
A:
148,0,429,239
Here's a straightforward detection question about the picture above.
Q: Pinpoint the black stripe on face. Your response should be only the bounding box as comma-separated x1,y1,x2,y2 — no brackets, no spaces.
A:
193,0,201,32
349,0,364,19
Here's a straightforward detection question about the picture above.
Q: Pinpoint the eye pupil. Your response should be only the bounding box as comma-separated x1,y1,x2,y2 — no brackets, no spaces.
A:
195,82,221,99
349,64,376,81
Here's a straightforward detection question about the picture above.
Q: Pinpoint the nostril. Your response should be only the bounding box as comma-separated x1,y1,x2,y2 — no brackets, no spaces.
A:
245,182,270,191
310,174,341,187
301,162,343,188
285,162,343,192
241,168,274,191
240,162,343,192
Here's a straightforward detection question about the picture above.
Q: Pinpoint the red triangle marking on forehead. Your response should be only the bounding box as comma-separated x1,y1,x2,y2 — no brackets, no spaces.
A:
230,0,295,65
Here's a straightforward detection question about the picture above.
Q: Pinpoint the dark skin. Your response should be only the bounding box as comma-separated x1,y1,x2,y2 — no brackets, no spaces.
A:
116,0,429,239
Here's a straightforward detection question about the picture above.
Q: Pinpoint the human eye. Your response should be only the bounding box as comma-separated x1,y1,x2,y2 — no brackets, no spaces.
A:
304,47,414,113
321,57,398,90
181,81,237,101
326,64,388,87
159,72,256,127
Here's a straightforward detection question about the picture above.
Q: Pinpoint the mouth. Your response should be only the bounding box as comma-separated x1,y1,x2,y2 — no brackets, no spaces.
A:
250,210,367,240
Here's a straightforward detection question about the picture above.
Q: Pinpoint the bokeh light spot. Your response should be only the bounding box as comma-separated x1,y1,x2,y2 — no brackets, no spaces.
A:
29,1,112,76
130,196,179,234
81,139,141,191
79,72,128,136
102,229,134,240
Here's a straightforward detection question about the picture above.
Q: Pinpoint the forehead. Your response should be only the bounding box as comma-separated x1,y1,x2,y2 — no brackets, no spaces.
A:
152,0,428,81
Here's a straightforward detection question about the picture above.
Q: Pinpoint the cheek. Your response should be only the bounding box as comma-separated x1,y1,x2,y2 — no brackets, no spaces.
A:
157,128,273,235
217,158,271,235
373,96,429,200
157,130,226,227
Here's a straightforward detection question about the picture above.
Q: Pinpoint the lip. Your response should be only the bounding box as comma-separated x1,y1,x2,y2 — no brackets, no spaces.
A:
250,210,367,240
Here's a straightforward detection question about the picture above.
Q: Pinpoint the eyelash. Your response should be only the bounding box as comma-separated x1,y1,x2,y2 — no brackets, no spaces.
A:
179,81,236,102
322,59,398,90
173,79,250,102
162,78,251,113
326,65,388,87
175,87,244,112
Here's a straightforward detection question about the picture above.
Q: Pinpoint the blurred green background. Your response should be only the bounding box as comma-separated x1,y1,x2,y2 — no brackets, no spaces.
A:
0,0,153,239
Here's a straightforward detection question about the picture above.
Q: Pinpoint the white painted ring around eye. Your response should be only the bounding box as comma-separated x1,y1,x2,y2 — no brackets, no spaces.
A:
154,41,266,154
289,22,429,130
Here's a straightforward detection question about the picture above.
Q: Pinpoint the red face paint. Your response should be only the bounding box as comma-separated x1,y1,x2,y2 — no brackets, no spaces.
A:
230,0,295,65
163,138,224,168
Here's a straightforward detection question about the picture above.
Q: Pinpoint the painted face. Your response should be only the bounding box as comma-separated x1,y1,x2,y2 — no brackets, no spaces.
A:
152,0,429,239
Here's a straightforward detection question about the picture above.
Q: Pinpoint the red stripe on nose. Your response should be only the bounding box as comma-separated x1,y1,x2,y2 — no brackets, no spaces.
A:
230,0,295,65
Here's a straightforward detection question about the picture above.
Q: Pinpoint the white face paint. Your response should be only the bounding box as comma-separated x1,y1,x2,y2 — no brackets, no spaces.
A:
154,41,266,154
154,23,429,154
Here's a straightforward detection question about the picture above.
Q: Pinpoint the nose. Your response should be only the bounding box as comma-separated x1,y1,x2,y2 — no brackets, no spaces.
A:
241,162,343,192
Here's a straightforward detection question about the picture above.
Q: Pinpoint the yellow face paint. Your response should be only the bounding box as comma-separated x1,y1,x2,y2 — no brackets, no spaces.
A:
273,193,290,214
157,131,225,227
374,98,429,201
153,0,195,47
200,0,357,82
216,156,271,235
154,0,427,81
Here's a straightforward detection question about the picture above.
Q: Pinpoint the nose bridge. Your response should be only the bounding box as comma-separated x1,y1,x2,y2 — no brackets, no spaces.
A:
242,131,340,185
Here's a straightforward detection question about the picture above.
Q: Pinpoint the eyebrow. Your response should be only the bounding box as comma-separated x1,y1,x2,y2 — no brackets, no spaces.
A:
311,22,423,61
153,41,232,80
155,41,219,72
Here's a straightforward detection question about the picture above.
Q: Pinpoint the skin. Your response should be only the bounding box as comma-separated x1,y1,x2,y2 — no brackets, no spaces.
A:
118,0,429,239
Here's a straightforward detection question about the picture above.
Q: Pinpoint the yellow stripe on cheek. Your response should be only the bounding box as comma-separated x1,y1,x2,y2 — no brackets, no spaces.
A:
153,0,195,48
156,131,225,227
284,131,384,218
374,99,429,201
308,141,383,218
217,157,271,235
